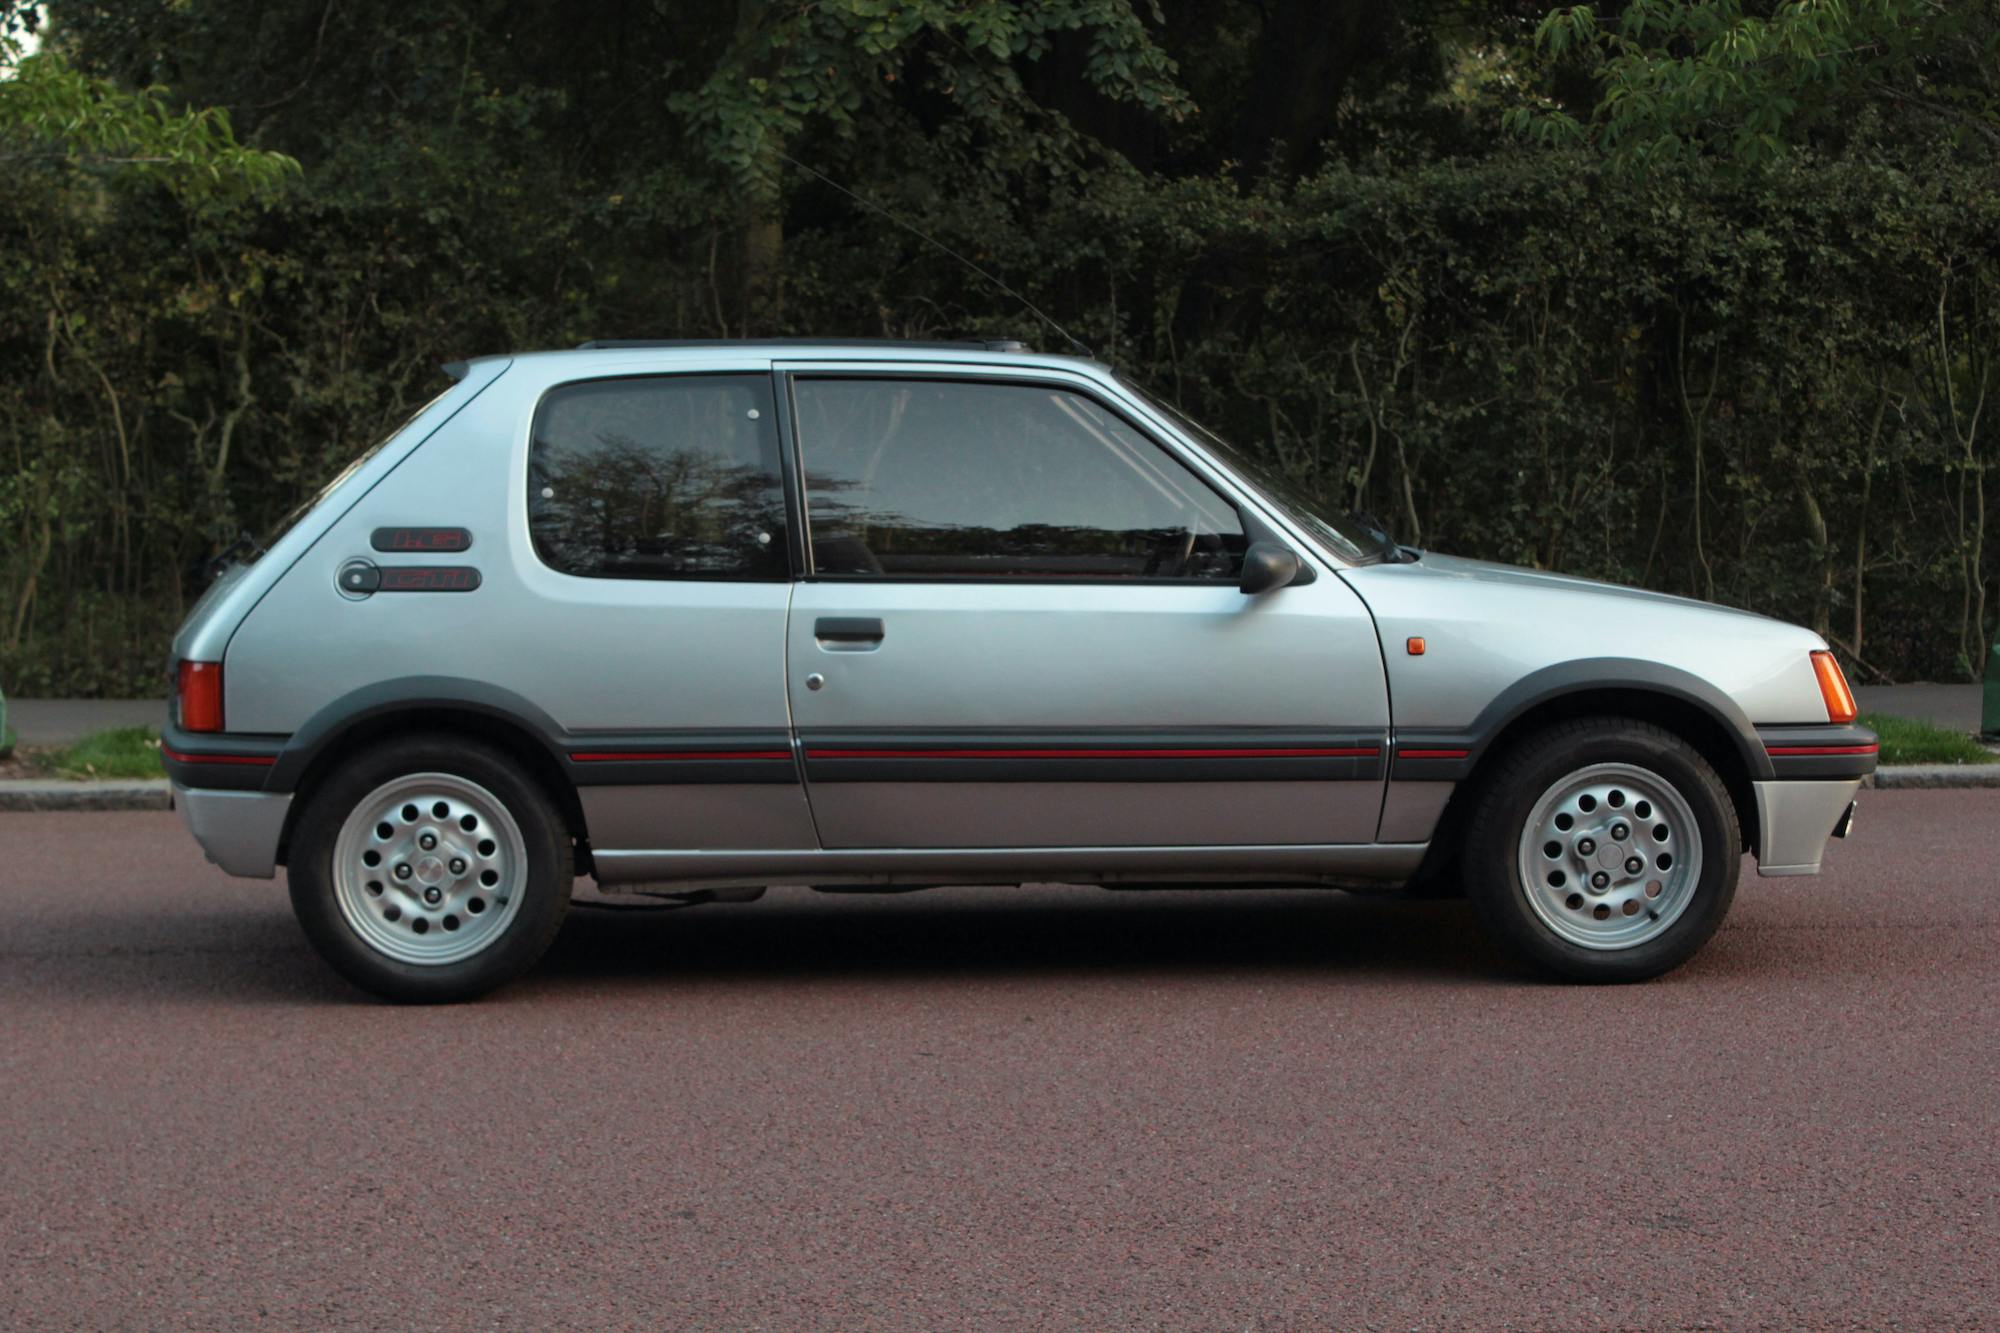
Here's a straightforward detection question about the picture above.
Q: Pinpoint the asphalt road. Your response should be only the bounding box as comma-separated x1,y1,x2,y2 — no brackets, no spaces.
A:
1,794,1995,1330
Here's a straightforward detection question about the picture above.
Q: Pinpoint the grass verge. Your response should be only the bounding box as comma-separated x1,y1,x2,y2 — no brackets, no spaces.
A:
44,726,166,780
1858,712,1998,766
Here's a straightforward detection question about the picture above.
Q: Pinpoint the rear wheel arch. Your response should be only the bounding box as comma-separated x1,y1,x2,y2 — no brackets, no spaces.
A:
271,681,588,866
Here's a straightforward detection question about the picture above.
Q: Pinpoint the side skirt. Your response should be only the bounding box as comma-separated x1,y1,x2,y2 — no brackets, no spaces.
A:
590,843,1427,894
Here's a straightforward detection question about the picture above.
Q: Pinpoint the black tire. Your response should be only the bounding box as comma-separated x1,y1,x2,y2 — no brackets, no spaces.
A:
287,733,573,1002
1461,717,1740,982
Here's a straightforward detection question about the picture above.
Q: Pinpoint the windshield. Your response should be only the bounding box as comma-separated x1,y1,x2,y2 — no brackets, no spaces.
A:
1117,377,1395,564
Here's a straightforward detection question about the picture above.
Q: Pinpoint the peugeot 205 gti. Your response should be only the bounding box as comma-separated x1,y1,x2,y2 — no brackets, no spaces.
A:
164,339,1873,1001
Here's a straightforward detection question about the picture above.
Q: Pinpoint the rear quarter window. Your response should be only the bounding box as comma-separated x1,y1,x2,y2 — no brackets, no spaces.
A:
528,374,788,580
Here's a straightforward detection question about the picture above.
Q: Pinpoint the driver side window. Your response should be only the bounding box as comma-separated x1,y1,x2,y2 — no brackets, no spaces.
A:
793,377,1246,580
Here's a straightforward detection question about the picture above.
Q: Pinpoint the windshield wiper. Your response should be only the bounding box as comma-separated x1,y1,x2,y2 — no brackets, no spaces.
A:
1346,510,1416,563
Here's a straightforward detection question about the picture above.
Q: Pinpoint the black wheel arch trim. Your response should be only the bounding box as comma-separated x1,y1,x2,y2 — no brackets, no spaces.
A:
1395,660,1778,784
262,678,577,794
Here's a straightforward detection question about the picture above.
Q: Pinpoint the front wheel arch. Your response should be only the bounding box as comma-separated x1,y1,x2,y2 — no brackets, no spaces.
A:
1413,685,1762,891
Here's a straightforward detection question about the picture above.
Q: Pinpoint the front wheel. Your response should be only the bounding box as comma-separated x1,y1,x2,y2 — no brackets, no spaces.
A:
1462,718,1740,982
287,735,573,1002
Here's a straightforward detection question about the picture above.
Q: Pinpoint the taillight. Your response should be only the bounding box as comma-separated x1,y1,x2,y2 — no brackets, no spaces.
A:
177,660,224,733
1811,650,1856,724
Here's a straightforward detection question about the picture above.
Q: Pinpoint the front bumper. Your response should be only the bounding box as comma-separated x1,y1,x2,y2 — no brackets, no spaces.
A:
1753,778,1862,877
174,784,292,879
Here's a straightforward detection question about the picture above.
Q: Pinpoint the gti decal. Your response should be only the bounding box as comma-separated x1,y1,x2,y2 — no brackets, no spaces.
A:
799,733,1388,784
562,734,800,787
377,566,482,593
570,749,792,762
371,527,473,553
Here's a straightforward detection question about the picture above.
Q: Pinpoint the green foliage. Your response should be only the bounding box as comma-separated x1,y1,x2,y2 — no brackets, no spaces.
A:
0,37,297,198
0,29,299,693
1508,1,1986,168
674,0,1187,184
2,0,1998,692
1858,712,1999,765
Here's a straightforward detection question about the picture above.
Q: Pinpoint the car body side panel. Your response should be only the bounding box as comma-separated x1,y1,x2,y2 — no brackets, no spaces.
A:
578,785,819,851
1376,780,1453,844
1344,554,1829,731
778,359,1393,850
174,359,512,668
222,354,820,853
799,780,1378,849
1342,553,1836,848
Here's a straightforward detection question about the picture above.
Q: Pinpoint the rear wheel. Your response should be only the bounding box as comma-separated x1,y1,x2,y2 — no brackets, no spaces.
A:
288,735,572,1002
1462,718,1740,982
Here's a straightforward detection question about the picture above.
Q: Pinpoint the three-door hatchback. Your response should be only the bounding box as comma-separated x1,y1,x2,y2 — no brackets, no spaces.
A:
165,339,1874,1000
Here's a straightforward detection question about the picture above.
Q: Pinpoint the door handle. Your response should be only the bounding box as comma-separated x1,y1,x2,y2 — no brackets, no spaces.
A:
814,617,885,645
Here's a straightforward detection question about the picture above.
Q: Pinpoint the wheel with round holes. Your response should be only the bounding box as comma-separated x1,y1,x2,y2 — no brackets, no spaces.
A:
1462,717,1740,982
287,734,572,1002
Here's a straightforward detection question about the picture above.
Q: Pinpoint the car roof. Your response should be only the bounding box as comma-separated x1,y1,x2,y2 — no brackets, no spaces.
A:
575,337,1036,353
446,337,1109,381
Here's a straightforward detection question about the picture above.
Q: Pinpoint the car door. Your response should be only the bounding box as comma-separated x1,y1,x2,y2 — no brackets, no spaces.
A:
779,364,1390,850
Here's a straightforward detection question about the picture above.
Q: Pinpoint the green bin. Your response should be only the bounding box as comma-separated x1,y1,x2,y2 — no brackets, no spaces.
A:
1986,638,2000,738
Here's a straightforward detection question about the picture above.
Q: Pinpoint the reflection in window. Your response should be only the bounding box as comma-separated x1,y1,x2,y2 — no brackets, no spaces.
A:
794,379,1246,579
529,375,787,580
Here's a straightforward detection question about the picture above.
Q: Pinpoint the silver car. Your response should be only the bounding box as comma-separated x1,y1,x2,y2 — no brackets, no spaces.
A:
165,340,1873,1001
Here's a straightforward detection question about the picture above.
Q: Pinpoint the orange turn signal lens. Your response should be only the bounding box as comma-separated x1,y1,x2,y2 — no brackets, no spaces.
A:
1811,650,1856,724
1407,637,1427,656
177,659,224,733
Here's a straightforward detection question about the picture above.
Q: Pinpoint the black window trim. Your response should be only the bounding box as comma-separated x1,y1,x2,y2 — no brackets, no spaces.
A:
525,370,797,584
777,369,1268,587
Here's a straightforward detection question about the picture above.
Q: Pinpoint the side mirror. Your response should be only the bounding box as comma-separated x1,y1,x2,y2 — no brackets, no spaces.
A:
1239,542,1301,595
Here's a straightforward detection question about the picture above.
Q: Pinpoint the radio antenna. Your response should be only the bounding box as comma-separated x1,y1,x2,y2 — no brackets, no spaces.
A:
776,151,1095,360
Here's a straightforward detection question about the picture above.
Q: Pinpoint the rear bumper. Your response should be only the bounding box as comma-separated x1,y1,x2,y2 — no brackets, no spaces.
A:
1753,778,1862,877
174,784,291,879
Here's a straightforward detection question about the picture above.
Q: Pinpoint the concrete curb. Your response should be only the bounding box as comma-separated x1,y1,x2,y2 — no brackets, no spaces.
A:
1868,764,2000,789
0,779,172,811
3,765,1999,812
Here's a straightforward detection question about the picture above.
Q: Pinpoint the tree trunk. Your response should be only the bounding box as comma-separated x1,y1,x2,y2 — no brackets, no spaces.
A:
1800,482,1832,638
734,0,783,334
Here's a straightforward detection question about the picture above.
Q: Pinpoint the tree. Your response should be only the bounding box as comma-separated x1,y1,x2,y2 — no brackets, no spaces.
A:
1506,1,1993,168
0,30,294,658
0,33,295,193
668,0,1188,329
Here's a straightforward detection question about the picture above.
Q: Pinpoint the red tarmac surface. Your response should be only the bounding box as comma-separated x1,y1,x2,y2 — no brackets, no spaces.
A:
1,794,1995,1329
